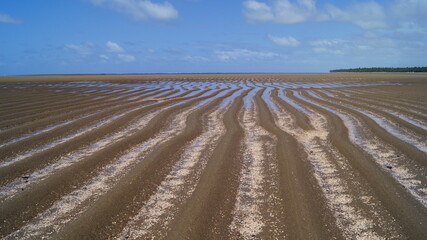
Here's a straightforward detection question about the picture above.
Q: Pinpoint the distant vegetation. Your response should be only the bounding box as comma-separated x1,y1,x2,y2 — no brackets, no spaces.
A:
330,67,427,72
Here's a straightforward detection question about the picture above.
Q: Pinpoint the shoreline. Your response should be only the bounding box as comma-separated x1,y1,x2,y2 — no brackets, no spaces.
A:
1,72,426,83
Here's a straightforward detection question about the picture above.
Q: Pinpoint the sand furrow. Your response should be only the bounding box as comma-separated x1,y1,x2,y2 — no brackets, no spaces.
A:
336,89,427,113
254,90,339,239
0,89,131,129
0,87,175,132
0,74,426,239
272,89,313,130
3,104,200,240
0,111,102,149
271,92,403,239
308,91,427,155
230,101,285,239
296,92,427,208
0,90,93,115
313,90,427,146
328,89,427,126
117,107,226,239
165,90,247,239
48,88,239,239
0,87,195,166
293,90,427,239
0,89,209,186
0,109,137,167
0,89,225,236
0,109,160,200
0,86,140,115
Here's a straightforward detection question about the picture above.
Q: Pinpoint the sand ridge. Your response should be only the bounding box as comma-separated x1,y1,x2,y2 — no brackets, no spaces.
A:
0,73,426,239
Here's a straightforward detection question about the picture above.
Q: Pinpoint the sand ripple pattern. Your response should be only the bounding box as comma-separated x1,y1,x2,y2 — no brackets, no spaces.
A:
0,73,426,239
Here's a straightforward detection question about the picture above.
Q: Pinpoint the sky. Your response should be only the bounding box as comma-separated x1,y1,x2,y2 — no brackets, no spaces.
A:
1,0,426,75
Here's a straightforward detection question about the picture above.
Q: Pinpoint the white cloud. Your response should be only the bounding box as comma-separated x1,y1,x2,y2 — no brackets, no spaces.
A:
392,0,427,22
390,0,427,40
90,0,178,21
310,39,346,54
324,2,386,29
65,41,136,63
312,47,343,54
0,13,22,24
243,0,387,29
309,36,401,56
273,0,316,23
106,41,124,52
99,54,110,60
216,49,279,61
183,56,209,62
243,0,316,24
118,54,136,62
65,44,92,56
243,0,273,22
268,35,300,47
310,39,343,47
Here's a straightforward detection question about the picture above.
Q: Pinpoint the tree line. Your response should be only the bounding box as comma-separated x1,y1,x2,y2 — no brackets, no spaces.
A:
330,67,427,72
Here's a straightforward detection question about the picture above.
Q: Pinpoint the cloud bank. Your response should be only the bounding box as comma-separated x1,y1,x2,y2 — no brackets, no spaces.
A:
65,41,135,63
65,44,93,56
90,0,178,21
216,49,280,61
243,0,386,29
106,41,125,53
268,35,300,47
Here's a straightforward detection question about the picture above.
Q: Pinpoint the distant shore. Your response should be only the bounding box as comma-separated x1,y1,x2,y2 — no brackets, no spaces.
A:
330,67,427,72
1,72,426,83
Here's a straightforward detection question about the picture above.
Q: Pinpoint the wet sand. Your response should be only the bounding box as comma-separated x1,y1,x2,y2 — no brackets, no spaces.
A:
0,73,426,239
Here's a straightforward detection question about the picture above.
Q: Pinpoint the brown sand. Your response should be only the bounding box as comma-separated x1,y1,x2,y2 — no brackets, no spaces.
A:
0,73,426,239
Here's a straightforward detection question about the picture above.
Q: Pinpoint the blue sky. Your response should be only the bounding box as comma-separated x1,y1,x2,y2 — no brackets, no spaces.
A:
1,0,426,74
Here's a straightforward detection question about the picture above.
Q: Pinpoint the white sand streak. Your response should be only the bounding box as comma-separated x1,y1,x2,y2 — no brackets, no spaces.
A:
0,107,146,168
272,94,400,239
126,88,175,101
319,89,427,132
0,111,101,149
295,92,427,209
0,88,171,150
278,89,312,115
336,89,427,113
0,109,159,201
0,91,223,200
117,108,227,239
4,107,197,240
308,91,427,154
342,100,427,130
229,107,268,239
376,109,427,130
331,89,427,114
